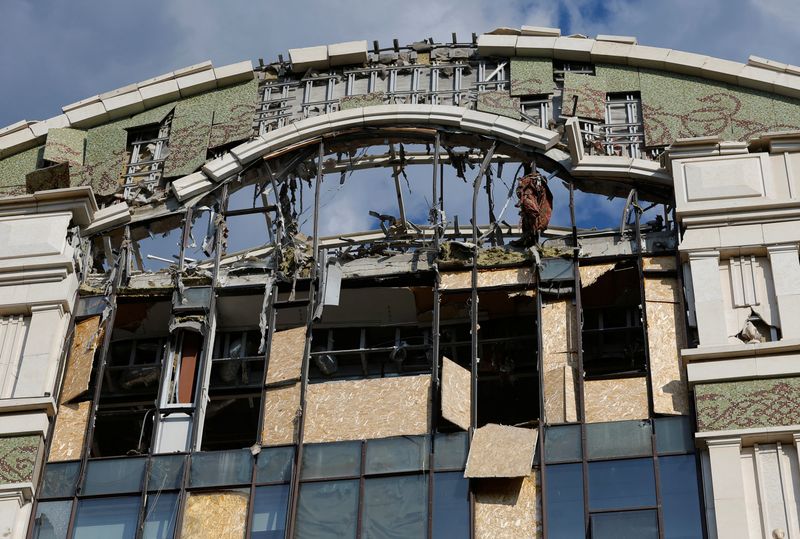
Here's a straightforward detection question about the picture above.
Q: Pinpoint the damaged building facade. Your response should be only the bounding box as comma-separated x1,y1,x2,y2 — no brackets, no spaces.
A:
1,24,800,539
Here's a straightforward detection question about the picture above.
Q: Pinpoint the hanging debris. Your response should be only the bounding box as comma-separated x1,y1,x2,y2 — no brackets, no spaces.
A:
514,171,553,246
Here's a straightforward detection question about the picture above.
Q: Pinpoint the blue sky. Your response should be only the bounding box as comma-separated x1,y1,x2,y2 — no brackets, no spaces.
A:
2,0,799,127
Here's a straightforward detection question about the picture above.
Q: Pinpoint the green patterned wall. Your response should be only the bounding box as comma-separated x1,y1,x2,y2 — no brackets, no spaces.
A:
476,90,521,119
0,434,41,484
0,145,43,195
695,377,800,431
43,128,86,167
509,58,554,97
562,64,641,120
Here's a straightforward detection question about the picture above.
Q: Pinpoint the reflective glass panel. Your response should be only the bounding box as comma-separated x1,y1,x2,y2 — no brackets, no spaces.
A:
148,455,185,491
363,475,428,538
33,500,72,539
73,496,140,539
586,420,652,460
295,480,359,538
655,416,694,455
40,462,79,499
588,458,656,510
256,446,294,483
432,472,469,539
251,484,290,539
661,455,704,538
300,441,361,480
365,436,428,475
433,432,468,470
545,424,582,463
189,449,252,487
545,463,585,539
591,510,658,539
82,458,145,496
142,492,179,539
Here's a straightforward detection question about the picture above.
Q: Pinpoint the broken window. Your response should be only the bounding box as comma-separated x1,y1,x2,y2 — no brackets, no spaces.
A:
161,331,202,407
520,94,552,129
122,112,172,196
129,219,183,272
581,262,646,378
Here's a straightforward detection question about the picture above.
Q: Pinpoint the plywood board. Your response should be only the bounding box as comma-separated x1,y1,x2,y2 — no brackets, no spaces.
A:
645,277,689,415
48,402,90,462
440,268,534,291
181,490,248,539
261,382,300,446
475,472,541,539
541,300,578,424
266,326,305,385
583,377,649,423
643,256,677,272
579,263,615,288
60,316,102,404
465,424,538,478
303,375,430,443
442,357,471,430
644,277,681,303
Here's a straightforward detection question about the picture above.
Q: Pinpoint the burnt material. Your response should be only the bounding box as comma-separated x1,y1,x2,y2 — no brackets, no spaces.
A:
515,172,553,246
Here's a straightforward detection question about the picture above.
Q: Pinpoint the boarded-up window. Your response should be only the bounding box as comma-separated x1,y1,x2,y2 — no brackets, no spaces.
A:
465,424,538,478
181,490,249,539
60,316,103,403
441,357,470,430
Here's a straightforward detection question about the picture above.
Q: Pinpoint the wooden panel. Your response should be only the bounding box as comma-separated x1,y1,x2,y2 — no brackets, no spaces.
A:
261,382,300,446
441,357,470,430
60,316,102,403
583,377,649,423
440,268,534,291
475,472,541,539
541,300,578,424
579,263,615,288
48,402,90,462
643,256,677,272
303,375,430,443
465,424,538,478
181,490,248,539
266,327,305,384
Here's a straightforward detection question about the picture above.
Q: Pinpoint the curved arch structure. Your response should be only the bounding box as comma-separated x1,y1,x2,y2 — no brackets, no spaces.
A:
2,26,800,539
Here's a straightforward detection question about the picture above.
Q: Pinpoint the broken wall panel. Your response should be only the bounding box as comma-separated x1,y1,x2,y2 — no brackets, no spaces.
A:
476,91,522,120
181,490,249,539
510,57,554,97
303,375,430,444
48,401,90,462
0,145,42,195
464,424,538,479
261,382,301,446
643,256,677,272
265,326,306,385
60,316,102,404
579,263,615,288
541,300,578,424
561,64,641,120
43,127,86,168
583,377,649,423
645,276,689,415
208,79,259,149
440,268,534,291
441,356,471,430
474,472,542,539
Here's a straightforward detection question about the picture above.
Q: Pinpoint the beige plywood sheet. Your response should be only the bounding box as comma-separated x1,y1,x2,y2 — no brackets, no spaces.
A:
646,277,689,415
442,357,471,430
643,256,677,272
303,375,430,443
541,300,578,424
261,382,300,446
440,268,534,291
644,277,681,303
579,263,615,288
475,472,541,539
584,377,649,423
266,326,305,385
465,424,538,478
181,490,248,539
48,402,90,462
60,316,102,404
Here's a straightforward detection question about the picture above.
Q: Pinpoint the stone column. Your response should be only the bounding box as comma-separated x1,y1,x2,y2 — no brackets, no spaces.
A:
688,251,728,346
767,244,800,339
706,437,750,537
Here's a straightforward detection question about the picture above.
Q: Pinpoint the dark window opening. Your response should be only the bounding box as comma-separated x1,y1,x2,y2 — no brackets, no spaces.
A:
581,262,646,378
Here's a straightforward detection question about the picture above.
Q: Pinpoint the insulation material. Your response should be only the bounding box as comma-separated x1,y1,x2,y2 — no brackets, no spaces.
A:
583,377,649,423
645,277,689,415
643,256,677,272
303,375,430,443
510,57,554,97
60,316,103,403
43,127,86,167
48,402,90,462
579,263,615,288
475,472,541,539
0,145,42,195
181,490,249,539
441,356,470,430
476,91,522,120
265,326,306,384
541,300,578,424
261,382,300,446
440,268,534,291
464,424,538,478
